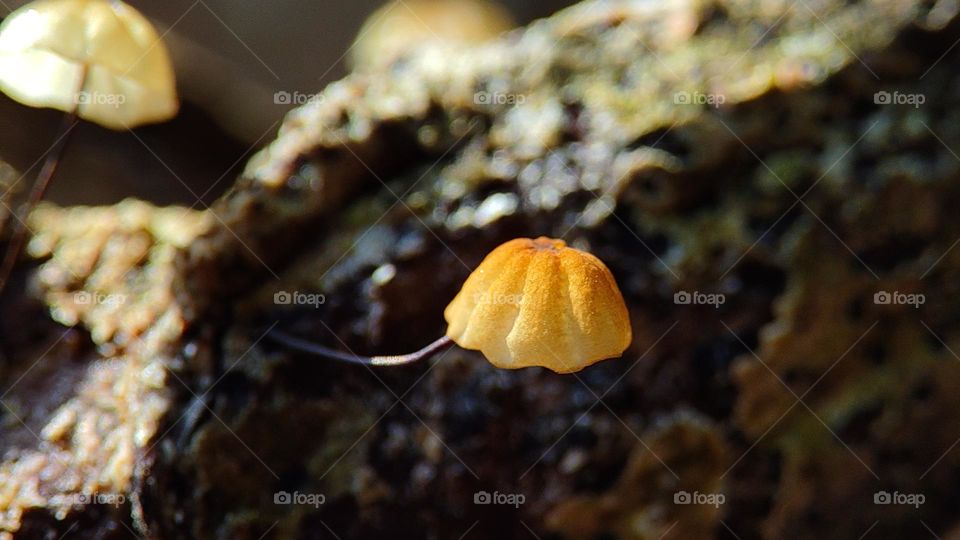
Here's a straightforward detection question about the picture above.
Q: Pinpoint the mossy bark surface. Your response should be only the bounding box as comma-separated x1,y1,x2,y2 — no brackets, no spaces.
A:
3,1,960,538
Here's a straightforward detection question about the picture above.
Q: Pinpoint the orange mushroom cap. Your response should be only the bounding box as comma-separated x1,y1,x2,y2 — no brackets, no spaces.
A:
444,237,632,373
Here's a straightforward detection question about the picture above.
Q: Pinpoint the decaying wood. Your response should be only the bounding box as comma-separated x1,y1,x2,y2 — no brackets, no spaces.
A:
2,1,960,538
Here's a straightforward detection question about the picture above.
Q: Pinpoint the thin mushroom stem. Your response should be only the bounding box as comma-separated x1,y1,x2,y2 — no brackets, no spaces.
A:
0,66,87,294
268,329,454,366
0,110,80,293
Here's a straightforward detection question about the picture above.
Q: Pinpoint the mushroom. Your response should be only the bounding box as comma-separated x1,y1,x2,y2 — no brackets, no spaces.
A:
271,237,633,374
349,0,514,71
0,0,178,291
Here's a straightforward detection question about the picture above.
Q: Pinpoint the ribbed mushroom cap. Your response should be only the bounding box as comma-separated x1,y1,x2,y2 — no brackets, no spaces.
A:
444,237,632,373
0,0,178,130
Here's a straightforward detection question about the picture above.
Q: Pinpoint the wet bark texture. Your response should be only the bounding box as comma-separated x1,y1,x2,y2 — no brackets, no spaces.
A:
3,0,960,538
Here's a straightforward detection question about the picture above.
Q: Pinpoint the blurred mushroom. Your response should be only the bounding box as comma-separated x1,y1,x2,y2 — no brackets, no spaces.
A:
0,0,178,291
349,0,515,71
271,237,633,374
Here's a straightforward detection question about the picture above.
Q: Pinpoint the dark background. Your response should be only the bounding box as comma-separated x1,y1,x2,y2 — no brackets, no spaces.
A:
0,0,575,207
